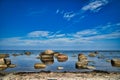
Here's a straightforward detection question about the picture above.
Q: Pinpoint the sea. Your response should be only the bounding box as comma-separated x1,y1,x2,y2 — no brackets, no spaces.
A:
0,50,120,72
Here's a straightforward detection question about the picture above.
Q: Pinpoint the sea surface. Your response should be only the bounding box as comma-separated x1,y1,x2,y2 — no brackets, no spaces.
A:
0,50,120,72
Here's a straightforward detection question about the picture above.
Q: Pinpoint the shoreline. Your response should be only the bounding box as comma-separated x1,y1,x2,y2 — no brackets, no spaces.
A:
0,70,120,80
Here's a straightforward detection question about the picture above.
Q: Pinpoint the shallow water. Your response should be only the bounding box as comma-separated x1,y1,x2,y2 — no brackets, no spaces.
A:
0,50,120,72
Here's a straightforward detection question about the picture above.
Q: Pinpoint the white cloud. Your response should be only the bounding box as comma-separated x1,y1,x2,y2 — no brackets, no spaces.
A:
0,23,120,50
27,31,50,37
63,12,76,21
82,0,108,12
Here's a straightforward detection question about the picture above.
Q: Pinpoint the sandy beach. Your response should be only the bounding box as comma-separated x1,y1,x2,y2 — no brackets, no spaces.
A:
0,71,120,80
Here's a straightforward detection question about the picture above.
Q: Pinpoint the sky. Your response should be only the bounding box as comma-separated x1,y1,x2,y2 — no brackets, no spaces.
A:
0,0,120,50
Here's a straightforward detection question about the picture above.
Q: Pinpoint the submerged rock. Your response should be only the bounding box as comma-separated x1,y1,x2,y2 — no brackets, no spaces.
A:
86,66,96,70
9,64,16,68
0,54,9,58
106,59,111,62
111,59,120,67
88,53,96,57
34,63,46,69
57,66,64,70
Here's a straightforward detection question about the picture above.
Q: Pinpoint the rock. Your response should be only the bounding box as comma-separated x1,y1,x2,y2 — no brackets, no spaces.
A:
57,54,68,62
0,64,7,68
0,67,7,71
36,56,41,59
78,53,87,61
86,66,96,70
41,59,54,65
0,54,9,58
44,50,54,55
111,59,120,67
53,52,60,58
94,51,99,54
40,54,53,59
57,66,64,70
98,54,105,59
34,63,46,69
0,58,6,64
12,54,20,56
5,59,11,65
106,59,111,62
8,64,16,68
75,61,88,69
57,58,68,62
24,52,31,55
88,53,96,57
57,54,68,59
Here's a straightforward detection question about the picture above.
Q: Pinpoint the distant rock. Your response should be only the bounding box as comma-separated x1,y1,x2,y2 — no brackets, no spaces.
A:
12,53,20,56
24,52,31,55
111,59,120,67
88,53,96,57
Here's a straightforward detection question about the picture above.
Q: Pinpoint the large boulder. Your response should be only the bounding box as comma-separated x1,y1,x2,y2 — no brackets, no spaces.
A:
57,54,68,62
78,53,87,61
44,50,54,55
88,53,96,57
34,63,46,69
0,58,6,64
40,54,53,59
0,64,7,68
111,59,120,67
0,54,9,58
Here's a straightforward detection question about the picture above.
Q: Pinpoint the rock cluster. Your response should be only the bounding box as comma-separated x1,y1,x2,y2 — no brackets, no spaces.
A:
76,53,96,70
76,53,88,69
34,50,68,69
0,54,16,70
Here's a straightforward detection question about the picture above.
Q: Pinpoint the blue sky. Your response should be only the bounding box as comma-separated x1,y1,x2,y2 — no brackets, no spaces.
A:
0,0,120,50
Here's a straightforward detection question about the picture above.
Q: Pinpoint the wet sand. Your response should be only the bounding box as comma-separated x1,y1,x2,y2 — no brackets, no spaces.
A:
0,71,120,80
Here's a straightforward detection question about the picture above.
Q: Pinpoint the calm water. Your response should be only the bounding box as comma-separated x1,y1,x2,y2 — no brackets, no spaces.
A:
0,50,120,72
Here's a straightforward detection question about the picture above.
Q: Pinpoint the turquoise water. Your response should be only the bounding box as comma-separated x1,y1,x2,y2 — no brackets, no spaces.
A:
0,50,120,72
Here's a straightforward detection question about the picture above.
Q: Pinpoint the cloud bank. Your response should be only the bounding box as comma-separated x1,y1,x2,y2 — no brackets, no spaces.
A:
0,23,120,50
